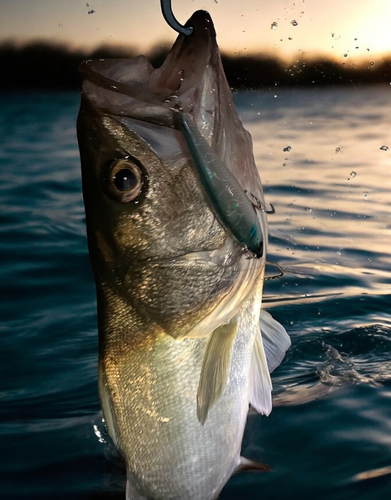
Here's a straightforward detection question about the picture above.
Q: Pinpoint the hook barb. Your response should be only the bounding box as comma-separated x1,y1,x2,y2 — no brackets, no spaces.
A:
160,0,193,36
265,203,275,214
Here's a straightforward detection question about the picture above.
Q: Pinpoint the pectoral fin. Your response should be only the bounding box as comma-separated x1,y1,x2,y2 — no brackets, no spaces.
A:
197,318,238,425
249,309,290,415
249,323,273,416
260,309,291,373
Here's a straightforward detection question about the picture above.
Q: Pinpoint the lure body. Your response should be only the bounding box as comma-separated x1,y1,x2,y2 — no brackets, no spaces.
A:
177,112,263,257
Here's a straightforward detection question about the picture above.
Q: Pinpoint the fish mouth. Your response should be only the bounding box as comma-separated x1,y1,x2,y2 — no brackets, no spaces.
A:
80,9,268,256
79,10,217,128
79,8,266,199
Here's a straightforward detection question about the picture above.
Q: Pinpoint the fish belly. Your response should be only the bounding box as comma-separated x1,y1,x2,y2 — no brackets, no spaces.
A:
99,290,261,500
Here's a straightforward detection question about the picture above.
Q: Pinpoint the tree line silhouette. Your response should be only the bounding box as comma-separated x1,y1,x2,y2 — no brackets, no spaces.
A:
1,41,390,90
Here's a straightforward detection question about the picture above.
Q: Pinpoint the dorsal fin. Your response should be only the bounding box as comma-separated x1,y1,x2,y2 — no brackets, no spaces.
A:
197,317,238,425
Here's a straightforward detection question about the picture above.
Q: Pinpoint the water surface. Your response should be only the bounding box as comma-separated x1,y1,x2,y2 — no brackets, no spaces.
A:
1,86,391,499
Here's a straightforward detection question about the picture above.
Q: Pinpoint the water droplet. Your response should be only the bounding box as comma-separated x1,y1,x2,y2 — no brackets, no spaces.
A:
86,2,89,6
363,192,369,199
93,424,106,443
335,147,341,154
305,207,312,212
369,61,375,66
349,171,356,178
344,54,348,58
271,22,278,30
291,20,298,26
88,9,95,14
380,145,389,151
58,24,63,28
283,146,292,152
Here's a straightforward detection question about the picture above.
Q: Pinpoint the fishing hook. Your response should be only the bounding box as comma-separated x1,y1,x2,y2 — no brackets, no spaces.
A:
245,191,276,215
160,0,193,36
265,203,275,215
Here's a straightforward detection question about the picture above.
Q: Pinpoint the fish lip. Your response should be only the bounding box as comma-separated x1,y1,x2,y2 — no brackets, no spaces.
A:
79,10,219,127
79,59,124,93
79,9,216,89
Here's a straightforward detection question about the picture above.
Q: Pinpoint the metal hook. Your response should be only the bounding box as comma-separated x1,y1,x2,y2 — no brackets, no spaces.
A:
160,0,193,36
244,191,276,215
265,203,275,214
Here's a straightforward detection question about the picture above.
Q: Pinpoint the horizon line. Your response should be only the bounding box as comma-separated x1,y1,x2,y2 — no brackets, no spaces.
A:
0,37,389,67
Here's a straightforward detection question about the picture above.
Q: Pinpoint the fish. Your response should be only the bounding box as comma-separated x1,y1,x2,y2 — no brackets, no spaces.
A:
77,9,291,500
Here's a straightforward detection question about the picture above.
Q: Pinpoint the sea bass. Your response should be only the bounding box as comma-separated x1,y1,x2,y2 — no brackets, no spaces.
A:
77,10,290,500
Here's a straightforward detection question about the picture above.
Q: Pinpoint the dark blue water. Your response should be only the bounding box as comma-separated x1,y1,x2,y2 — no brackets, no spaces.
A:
1,88,391,499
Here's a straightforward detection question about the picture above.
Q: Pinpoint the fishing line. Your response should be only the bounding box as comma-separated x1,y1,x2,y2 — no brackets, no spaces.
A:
265,261,285,281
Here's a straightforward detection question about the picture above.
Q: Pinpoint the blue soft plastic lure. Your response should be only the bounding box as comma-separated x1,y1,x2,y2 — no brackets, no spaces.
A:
177,112,263,258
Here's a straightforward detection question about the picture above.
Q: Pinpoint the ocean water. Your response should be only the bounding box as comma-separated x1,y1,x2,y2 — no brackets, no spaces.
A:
1,86,391,499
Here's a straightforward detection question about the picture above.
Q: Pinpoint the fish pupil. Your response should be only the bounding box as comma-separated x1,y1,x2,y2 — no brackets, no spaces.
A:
114,168,137,191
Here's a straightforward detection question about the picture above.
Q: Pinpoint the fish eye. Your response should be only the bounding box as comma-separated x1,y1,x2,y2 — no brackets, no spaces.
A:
105,158,145,202
114,168,138,192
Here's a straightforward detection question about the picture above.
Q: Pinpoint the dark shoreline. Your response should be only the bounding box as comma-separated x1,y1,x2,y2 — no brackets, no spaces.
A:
1,42,390,90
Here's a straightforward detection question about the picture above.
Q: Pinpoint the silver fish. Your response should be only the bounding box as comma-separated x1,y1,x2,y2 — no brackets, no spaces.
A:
77,10,290,500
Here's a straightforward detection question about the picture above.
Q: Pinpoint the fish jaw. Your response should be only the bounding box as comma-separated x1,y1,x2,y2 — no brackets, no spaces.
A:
79,10,268,255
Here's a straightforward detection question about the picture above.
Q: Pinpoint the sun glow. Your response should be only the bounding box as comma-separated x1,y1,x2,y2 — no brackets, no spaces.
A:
0,0,391,63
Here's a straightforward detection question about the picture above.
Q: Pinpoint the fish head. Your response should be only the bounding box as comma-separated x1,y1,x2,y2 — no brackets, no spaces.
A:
77,10,268,340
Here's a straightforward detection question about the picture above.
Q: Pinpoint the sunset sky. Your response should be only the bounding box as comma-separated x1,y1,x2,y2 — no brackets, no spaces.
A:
1,0,391,62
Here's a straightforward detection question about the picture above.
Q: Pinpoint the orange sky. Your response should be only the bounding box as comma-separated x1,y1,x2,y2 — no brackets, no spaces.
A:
1,0,391,62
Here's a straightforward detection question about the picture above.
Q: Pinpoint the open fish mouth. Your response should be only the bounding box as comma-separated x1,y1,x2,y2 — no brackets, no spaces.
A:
79,10,219,128
80,10,268,259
